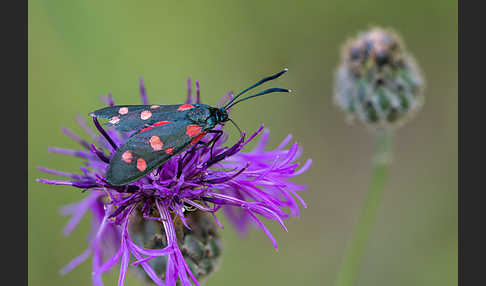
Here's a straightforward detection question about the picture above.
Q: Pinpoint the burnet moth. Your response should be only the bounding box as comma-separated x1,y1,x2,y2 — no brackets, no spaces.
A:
90,68,291,186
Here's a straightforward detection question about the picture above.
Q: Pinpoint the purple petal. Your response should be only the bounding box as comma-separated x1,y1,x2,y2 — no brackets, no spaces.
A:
95,236,125,275
277,134,293,149
99,92,115,106
139,78,148,105
89,144,110,164
247,211,279,251
61,126,91,149
61,192,100,236
37,166,83,180
37,178,76,187
186,77,193,104
127,242,165,285
60,248,91,275
76,115,99,140
117,246,130,286
250,127,268,152
217,91,234,108
293,158,312,176
48,147,95,159
195,80,200,104
91,245,104,286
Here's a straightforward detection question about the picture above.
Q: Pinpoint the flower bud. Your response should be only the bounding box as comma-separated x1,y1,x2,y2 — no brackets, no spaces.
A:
334,27,425,129
129,208,222,284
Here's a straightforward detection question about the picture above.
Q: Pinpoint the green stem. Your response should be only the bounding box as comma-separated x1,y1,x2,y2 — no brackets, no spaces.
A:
335,129,393,286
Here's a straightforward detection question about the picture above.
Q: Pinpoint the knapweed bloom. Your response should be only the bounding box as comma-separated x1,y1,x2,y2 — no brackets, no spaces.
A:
334,27,425,129
38,77,311,285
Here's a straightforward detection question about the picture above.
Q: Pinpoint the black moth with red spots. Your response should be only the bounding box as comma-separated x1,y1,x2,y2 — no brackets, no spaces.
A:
90,68,291,186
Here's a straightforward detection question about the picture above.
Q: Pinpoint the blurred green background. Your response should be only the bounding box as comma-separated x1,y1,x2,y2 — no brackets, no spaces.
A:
28,0,457,285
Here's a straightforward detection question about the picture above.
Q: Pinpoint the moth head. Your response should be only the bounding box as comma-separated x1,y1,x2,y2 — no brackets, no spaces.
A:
214,108,229,123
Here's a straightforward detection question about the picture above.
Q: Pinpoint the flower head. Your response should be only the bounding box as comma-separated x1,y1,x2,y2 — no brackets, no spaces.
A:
38,77,311,285
334,27,425,129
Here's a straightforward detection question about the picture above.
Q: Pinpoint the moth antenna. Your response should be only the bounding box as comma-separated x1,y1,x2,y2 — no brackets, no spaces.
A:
225,88,291,110
224,68,288,109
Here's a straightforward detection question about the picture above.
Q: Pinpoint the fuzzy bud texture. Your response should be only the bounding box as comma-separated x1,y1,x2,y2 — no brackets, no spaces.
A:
334,27,425,129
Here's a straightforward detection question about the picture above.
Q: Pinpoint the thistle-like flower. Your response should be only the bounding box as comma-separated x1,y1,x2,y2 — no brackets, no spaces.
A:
37,77,311,286
334,27,425,129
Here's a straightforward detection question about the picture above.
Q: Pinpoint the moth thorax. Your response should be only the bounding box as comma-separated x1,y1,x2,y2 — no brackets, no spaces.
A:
187,106,211,123
214,109,228,123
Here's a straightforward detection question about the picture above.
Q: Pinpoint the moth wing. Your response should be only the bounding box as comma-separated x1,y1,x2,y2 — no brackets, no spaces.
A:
91,105,151,119
91,104,192,132
105,120,207,186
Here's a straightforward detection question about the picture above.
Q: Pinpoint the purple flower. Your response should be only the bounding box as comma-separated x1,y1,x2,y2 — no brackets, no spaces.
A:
38,77,311,286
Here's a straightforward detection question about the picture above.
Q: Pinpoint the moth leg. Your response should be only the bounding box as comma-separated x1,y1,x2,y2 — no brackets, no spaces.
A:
178,139,213,177
180,141,207,164
206,130,224,161
180,130,223,167
188,130,223,151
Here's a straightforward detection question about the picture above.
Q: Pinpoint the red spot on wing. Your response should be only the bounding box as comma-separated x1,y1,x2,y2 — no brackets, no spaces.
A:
150,105,160,109
109,116,120,124
140,121,172,132
190,132,207,146
186,125,202,137
136,158,147,171
177,104,194,111
140,110,152,120
118,107,129,115
153,121,171,127
165,147,174,155
121,151,133,163
149,136,164,151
